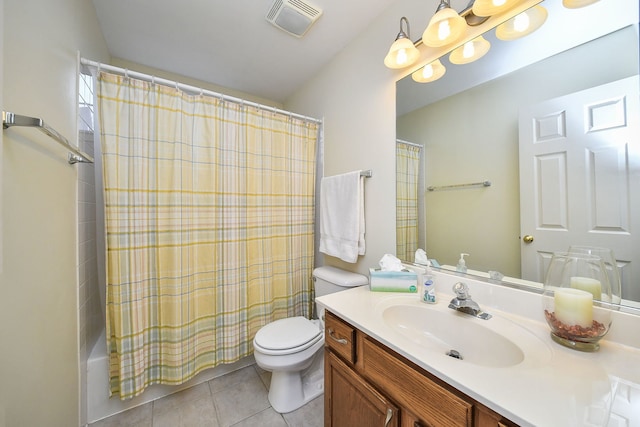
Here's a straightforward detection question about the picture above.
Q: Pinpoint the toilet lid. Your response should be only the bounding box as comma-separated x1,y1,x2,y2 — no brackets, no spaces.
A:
254,316,322,351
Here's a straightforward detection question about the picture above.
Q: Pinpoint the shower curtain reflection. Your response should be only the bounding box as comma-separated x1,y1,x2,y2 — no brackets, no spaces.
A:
396,140,424,262
96,71,319,399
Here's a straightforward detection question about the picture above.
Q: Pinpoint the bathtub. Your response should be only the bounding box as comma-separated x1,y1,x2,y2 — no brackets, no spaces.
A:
87,330,255,423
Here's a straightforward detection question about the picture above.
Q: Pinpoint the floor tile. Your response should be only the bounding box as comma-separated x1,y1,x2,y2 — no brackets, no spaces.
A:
230,407,288,427
89,402,152,427
88,363,324,427
255,365,272,390
282,395,324,427
152,382,219,427
152,382,212,411
209,365,261,392
211,374,270,426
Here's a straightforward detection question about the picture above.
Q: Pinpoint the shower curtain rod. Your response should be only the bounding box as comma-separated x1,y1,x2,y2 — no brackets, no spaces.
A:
80,57,322,125
396,139,423,149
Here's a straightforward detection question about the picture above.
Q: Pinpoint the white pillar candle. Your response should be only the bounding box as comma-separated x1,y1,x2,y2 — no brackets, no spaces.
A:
554,288,593,328
570,276,602,301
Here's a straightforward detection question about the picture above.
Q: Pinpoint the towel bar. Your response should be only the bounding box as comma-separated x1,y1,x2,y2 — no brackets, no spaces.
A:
2,111,94,164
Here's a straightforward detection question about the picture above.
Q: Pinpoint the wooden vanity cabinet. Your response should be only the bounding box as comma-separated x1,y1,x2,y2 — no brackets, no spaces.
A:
324,311,517,427
325,350,399,427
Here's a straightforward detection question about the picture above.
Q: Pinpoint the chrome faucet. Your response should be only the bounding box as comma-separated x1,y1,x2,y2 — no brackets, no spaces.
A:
448,282,492,320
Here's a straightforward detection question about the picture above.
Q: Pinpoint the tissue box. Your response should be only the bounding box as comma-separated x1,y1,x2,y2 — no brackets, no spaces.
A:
369,268,418,293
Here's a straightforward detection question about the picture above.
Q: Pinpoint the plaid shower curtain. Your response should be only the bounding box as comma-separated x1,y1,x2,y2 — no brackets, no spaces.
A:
396,141,422,262
97,71,319,399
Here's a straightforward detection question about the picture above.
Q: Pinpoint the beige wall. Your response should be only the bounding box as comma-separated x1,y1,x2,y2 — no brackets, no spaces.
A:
397,27,637,276
0,1,109,426
285,1,423,276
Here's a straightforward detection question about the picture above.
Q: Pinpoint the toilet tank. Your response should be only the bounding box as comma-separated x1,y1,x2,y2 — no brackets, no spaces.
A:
312,267,368,320
313,267,369,312
313,266,369,297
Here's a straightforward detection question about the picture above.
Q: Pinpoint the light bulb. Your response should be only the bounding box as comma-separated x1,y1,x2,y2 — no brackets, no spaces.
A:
495,5,547,41
412,59,446,83
462,42,474,58
396,48,408,65
384,37,420,69
514,13,530,32
422,65,434,79
423,6,466,47
473,0,521,17
449,36,490,64
438,20,451,40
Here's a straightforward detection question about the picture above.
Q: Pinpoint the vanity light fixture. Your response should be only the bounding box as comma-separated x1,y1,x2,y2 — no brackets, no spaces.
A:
449,35,491,64
471,0,522,17
383,0,566,81
383,0,540,72
384,17,421,69
422,0,468,47
495,5,548,40
411,59,447,83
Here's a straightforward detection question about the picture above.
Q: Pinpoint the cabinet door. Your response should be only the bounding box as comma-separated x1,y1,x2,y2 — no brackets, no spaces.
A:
325,349,399,427
360,336,473,426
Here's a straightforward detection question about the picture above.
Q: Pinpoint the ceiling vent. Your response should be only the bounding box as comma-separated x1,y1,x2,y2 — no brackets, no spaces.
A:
266,0,323,38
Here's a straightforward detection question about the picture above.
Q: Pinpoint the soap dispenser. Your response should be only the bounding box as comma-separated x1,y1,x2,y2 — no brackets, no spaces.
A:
456,253,469,273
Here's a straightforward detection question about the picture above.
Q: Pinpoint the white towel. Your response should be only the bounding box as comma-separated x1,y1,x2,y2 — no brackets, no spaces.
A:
319,171,366,263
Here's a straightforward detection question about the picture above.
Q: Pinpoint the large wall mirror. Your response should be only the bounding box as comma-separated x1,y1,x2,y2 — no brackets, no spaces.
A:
396,0,640,307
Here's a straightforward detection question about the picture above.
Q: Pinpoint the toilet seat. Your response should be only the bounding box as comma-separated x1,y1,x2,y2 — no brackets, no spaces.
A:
254,316,323,356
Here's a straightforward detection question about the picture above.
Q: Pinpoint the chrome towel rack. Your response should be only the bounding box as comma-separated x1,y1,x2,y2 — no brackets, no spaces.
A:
427,180,491,192
2,111,94,164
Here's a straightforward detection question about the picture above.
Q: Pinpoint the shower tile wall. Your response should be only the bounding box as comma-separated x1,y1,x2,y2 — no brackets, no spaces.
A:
78,132,101,344
78,71,103,426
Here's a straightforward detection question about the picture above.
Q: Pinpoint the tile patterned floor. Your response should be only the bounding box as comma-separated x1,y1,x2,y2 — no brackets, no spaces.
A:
89,364,323,427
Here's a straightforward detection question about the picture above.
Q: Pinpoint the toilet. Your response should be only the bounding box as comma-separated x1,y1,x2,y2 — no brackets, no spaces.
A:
253,266,368,413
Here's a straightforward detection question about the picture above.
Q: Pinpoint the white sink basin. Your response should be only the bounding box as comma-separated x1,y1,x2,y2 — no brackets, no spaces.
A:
382,304,531,368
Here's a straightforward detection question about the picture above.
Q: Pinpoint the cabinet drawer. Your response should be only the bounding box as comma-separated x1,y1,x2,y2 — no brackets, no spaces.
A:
361,336,473,427
325,311,356,364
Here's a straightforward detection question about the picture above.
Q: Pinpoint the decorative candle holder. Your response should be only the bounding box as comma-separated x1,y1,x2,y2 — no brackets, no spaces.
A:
542,252,613,352
568,245,622,306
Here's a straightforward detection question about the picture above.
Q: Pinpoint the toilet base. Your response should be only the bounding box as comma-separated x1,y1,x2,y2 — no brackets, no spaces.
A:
268,351,324,413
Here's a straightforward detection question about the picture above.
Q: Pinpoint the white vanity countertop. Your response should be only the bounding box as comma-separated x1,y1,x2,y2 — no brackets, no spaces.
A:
316,270,640,427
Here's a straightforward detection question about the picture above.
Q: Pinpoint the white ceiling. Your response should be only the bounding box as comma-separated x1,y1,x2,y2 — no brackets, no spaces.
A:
91,0,399,103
